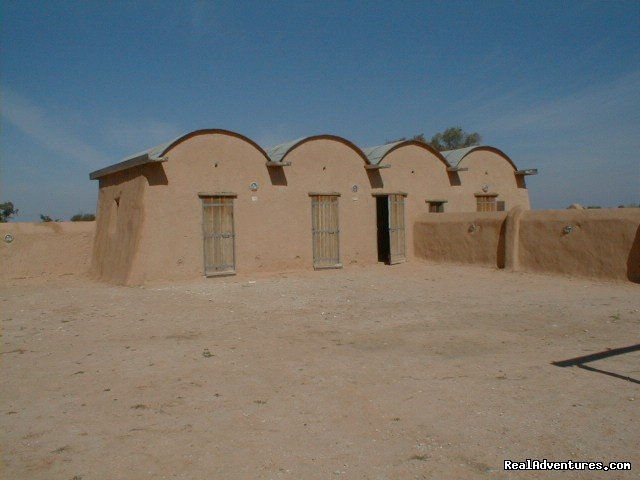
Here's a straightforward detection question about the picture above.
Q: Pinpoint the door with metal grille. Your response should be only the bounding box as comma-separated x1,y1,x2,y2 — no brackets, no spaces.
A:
201,196,236,276
311,195,341,269
388,194,406,264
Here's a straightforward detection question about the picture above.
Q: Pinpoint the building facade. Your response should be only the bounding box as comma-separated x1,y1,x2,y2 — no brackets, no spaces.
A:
89,129,535,284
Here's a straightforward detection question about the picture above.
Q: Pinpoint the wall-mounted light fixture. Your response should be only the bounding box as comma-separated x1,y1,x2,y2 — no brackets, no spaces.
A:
563,225,573,234
4,234,13,243
468,223,479,233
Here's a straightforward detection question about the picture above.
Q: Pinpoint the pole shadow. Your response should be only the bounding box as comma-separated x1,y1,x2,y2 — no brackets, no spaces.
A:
552,344,640,385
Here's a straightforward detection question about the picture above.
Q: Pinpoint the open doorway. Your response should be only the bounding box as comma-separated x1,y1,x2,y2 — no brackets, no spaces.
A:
376,194,406,264
376,196,390,262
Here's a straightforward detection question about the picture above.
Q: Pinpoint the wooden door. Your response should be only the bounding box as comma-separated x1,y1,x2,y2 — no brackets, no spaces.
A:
311,195,341,269
202,196,235,276
388,194,406,264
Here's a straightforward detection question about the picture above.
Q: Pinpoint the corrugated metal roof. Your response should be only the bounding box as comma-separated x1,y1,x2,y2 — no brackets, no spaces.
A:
362,141,406,165
89,129,272,180
441,145,518,170
90,129,519,180
266,135,370,164
266,138,307,163
118,140,173,163
440,146,478,167
88,139,174,180
363,140,452,168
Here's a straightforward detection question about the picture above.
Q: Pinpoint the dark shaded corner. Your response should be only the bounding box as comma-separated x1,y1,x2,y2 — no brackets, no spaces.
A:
627,224,640,283
143,163,169,186
447,171,461,186
268,167,288,186
496,219,506,269
516,176,527,189
552,344,640,385
367,169,383,189
376,196,390,263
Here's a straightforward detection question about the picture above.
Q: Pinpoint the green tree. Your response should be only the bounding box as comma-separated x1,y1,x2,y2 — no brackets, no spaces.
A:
384,133,427,145
384,128,480,151
70,213,96,221
40,214,61,222
427,127,481,151
0,201,18,222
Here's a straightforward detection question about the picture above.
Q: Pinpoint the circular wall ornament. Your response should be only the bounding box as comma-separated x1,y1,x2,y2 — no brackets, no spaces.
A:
351,185,358,193
482,184,489,193
249,182,259,191
4,234,14,243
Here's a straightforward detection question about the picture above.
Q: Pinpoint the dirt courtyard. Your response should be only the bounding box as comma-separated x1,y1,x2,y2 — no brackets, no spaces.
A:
2,263,639,479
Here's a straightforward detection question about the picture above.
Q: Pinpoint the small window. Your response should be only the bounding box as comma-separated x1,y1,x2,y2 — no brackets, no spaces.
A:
496,200,506,212
476,195,497,212
428,201,446,213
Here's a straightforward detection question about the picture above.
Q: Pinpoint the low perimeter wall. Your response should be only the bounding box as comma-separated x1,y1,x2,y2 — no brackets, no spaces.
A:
2,210,639,283
414,208,640,283
0,222,95,281
413,211,508,268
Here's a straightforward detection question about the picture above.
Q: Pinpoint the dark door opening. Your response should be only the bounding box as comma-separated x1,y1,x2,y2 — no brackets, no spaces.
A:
376,196,390,262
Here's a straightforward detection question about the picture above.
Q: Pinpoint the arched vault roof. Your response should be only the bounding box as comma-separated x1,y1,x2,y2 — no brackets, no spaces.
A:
441,146,518,170
266,135,369,164
89,129,523,180
363,140,449,167
89,129,270,180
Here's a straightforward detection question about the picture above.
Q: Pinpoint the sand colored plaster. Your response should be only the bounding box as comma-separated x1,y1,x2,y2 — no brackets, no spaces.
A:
89,131,534,284
453,148,530,211
375,144,457,259
116,133,381,284
414,208,640,282
91,165,154,284
1,222,94,281
517,208,640,282
414,212,507,267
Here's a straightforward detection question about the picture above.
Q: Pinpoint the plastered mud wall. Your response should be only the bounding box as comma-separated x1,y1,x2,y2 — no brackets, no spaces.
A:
0,222,95,281
414,208,640,283
91,165,151,285
517,209,640,282
90,131,533,285
413,212,507,268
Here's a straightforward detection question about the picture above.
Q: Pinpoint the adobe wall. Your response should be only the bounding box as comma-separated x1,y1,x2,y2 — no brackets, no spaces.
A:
122,134,380,284
90,133,535,285
414,212,507,267
375,145,452,260
91,166,151,284
453,149,530,212
414,208,640,283
517,209,640,282
0,222,95,281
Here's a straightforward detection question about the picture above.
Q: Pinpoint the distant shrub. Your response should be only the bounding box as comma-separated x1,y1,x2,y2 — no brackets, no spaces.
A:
70,213,96,222
1,201,18,222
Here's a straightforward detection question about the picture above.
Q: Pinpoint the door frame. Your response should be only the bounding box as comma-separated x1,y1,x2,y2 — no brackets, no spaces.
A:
199,192,237,277
372,192,407,265
309,192,342,270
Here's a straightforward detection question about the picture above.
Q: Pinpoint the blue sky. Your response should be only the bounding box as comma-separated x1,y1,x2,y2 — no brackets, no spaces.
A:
2,0,639,221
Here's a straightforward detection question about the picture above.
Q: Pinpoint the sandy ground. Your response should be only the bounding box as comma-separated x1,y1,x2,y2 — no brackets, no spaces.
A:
1,262,639,480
